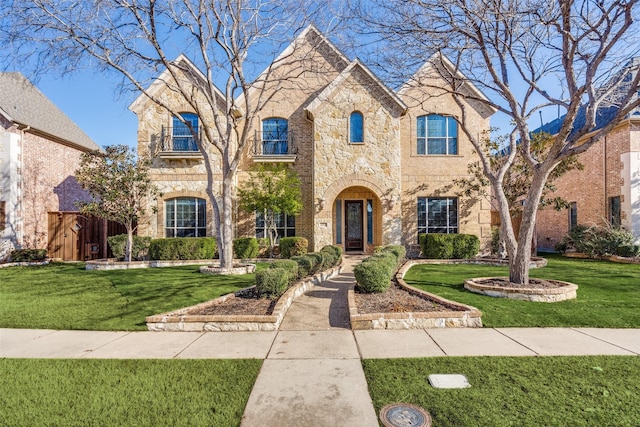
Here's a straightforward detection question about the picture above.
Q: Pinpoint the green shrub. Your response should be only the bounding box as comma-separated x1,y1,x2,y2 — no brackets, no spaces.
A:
491,226,501,255
148,237,217,260
255,268,289,298
306,253,324,274
291,255,313,278
452,234,480,259
10,249,47,262
319,245,342,268
381,245,406,266
420,234,479,259
366,251,397,272
233,237,259,259
354,261,392,293
420,233,453,259
556,225,639,258
279,237,309,259
107,234,152,260
269,259,299,284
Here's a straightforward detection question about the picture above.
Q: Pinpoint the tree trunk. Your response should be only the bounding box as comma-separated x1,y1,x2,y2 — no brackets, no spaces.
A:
218,174,235,270
508,168,550,284
125,222,133,262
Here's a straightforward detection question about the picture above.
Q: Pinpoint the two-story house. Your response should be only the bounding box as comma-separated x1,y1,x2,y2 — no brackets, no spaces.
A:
130,26,494,254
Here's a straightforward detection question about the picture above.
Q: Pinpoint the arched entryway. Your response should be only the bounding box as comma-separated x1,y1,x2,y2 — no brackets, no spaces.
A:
333,186,382,253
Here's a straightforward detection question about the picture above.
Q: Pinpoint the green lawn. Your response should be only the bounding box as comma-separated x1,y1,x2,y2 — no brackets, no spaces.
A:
0,262,267,331
0,358,261,427
404,254,640,327
363,356,640,427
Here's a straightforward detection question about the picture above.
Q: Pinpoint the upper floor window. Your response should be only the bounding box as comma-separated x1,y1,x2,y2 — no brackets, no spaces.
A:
417,115,458,155
165,197,206,237
349,111,364,143
417,197,458,235
262,118,289,155
172,113,199,152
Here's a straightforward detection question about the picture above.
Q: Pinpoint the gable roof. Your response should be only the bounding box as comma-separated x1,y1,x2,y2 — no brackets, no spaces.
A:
128,54,226,114
399,54,497,115
305,59,408,116
0,72,99,151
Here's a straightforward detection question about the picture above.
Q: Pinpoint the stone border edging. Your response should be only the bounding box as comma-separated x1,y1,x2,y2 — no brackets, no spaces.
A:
412,256,548,268
348,259,483,330
145,264,344,332
86,259,244,270
0,259,50,269
563,252,640,264
464,277,578,302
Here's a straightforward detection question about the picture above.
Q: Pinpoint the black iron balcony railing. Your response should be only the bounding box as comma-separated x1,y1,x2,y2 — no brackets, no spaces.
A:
252,130,298,158
161,126,200,152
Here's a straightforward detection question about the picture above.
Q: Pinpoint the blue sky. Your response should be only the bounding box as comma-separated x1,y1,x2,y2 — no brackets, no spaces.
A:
36,72,139,150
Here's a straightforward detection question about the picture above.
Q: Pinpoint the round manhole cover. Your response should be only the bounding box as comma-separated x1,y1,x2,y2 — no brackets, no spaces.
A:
379,403,432,427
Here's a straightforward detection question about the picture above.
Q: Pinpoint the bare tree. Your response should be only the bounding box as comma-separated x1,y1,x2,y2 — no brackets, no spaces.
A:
354,0,640,284
1,0,335,271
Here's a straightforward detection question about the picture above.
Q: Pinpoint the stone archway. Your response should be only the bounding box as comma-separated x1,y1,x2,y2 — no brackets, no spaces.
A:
315,174,391,253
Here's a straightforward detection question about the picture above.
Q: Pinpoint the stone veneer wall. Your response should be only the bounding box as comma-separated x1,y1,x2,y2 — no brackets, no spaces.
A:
311,67,404,251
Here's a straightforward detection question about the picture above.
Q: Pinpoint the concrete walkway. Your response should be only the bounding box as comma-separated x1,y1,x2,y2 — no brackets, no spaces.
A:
1,256,639,426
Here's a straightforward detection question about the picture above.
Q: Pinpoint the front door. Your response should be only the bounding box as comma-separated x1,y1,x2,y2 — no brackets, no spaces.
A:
345,200,363,251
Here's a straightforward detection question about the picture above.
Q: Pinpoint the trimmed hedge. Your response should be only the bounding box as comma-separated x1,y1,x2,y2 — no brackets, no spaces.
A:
148,237,217,260
354,245,406,293
419,233,480,259
233,237,259,259
291,255,314,278
269,259,299,284
255,268,289,298
10,249,47,262
279,237,309,259
107,234,152,260
319,245,342,269
306,253,324,274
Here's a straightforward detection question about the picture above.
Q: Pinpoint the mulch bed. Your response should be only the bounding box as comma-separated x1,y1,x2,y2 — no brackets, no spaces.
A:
354,283,462,314
185,288,277,316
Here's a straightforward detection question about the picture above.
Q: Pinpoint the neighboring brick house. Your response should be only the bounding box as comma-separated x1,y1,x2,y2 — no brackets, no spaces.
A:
130,26,493,254
0,72,102,259
535,62,640,251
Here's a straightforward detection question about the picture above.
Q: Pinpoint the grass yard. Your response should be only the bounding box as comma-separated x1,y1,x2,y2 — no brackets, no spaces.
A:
404,254,640,328
0,262,268,331
0,358,261,427
363,356,640,427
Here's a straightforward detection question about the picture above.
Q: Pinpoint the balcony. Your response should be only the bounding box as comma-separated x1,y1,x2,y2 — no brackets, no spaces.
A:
159,126,203,161
251,130,298,163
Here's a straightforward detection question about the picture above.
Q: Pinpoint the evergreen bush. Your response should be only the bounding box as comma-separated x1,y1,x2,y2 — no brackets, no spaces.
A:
107,234,152,260
420,234,479,259
233,237,259,259
269,259,299,283
354,260,392,293
279,237,309,258
255,268,289,298
10,249,47,262
291,255,313,278
148,237,217,260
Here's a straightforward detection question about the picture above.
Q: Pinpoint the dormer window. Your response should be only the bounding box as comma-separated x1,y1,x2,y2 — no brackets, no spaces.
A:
172,113,199,151
349,111,364,143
